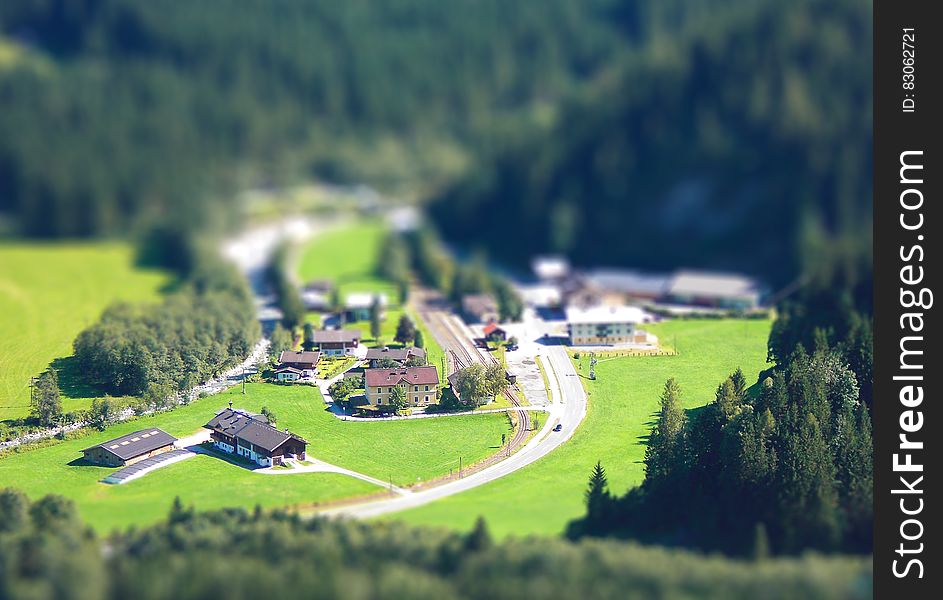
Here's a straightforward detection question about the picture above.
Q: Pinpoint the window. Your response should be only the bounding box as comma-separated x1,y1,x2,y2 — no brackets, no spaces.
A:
414,386,418,391
424,396,429,403
425,385,429,391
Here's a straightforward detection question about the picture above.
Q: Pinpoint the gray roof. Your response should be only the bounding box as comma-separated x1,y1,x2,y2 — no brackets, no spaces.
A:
364,346,426,361
205,408,307,452
666,270,760,300
310,329,361,343
83,428,177,461
278,350,320,366
462,294,498,314
586,269,670,296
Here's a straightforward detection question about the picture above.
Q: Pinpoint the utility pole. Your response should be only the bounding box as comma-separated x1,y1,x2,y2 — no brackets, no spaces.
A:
459,456,463,478
242,367,247,395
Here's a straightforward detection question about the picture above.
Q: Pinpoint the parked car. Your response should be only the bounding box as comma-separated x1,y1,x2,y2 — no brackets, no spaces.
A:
553,423,563,432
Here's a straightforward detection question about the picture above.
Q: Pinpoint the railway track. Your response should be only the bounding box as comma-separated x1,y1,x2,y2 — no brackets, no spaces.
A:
414,290,531,456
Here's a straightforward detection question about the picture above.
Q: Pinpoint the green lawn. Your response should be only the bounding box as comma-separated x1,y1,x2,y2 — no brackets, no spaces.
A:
0,243,171,421
0,382,509,531
296,220,401,304
391,318,772,538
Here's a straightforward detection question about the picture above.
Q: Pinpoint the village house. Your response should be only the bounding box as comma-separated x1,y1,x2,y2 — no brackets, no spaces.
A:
276,350,320,381
664,270,762,310
309,329,361,356
204,407,307,467
566,305,657,346
301,279,333,311
482,322,507,342
344,292,387,322
82,428,177,467
364,346,426,368
364,365,439,408
461,293,499,324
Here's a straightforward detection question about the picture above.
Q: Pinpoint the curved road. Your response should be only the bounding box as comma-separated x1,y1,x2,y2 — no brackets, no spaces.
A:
223,216,588,519
320,345,585,518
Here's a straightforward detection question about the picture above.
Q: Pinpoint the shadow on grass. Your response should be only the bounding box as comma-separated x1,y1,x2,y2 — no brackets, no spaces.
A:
50,356,104,400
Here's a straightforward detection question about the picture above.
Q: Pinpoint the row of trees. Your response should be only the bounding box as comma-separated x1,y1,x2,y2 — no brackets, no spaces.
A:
0,489,872,600
399,227,523,321
72,257,259,400
267,242,305,329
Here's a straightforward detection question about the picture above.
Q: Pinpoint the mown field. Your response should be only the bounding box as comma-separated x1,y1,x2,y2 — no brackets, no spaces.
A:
0,243,171,421
296,220,401,304
392,318,772,538
0,382,510,531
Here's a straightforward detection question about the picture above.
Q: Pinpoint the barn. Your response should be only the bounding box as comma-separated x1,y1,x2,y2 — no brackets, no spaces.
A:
82,429,178,467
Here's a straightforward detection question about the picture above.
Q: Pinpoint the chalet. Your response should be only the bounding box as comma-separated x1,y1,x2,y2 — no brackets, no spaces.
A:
276,350,320,380
664,270,762,310
310,329,361,357
204,408,307,467
482,322,507,342
462,293,499,324
364,365,439,408
344,293,387,322
364,346,426,368
82,428,177,467
566,305,657,346
301,280,333,311
531,255,570,282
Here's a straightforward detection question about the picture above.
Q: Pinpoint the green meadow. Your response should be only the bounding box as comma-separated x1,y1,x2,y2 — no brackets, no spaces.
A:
0,243,171,420
0,383,510,531
392,318,772,538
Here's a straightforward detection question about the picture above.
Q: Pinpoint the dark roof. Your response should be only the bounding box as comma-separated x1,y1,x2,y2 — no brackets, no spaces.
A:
278,350,320,365
482,323,505,336
364,346,426,361
364,366,439,387
462,294,498,315
83,428,177,461
310,329,361,343
205,408,307,452
275,366,304,374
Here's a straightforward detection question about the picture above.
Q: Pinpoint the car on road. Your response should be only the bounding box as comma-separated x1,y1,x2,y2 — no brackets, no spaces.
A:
552,423,563,432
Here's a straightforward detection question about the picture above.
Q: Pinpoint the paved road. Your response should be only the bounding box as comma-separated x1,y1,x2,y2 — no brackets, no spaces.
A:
320,344,585,518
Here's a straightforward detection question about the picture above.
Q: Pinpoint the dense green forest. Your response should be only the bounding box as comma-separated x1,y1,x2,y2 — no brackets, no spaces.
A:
430,0,872,287
0,490,871,600
0,0,644,237
72,250,259,400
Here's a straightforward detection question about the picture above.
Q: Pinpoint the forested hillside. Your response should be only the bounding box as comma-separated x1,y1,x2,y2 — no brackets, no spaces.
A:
430,0,872,287
0,0,637,237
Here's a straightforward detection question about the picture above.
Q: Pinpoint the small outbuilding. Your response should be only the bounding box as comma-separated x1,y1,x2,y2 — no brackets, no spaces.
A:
82,429,178,467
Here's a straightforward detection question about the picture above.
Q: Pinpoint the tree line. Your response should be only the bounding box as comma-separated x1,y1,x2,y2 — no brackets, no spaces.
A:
569,273,874,556
72,253,259,401
0,0,632,238
0,489,872,600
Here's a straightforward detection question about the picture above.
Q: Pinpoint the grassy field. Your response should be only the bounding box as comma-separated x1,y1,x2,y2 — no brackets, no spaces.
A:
0,382,510,531
391,318,772,538
0,243,171,421
296,220,401,304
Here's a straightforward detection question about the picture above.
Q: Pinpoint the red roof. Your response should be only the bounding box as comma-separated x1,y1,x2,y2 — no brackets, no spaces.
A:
482,322,504,335
364,366,439,387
